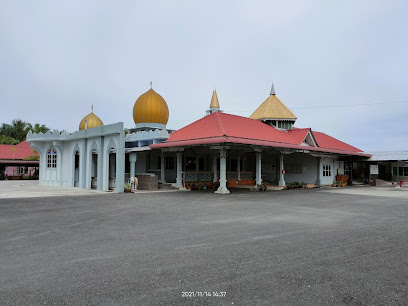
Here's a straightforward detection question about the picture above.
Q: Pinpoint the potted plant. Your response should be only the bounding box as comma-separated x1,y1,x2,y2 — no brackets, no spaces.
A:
259,182,268,191
124,183,132,193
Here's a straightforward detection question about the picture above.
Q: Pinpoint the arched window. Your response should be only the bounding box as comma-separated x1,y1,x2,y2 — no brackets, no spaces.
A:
47,149,57,168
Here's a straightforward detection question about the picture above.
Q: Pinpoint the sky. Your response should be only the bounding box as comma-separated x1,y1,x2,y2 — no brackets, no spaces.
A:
0,0,407,152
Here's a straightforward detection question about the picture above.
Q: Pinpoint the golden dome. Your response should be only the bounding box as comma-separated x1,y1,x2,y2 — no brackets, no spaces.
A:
133,87,169,125
79,107,104,130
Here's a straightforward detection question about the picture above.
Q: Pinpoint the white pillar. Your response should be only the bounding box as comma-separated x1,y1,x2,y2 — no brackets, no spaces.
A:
212,153,217,182
279,153,285,187
160,153,166,183
237,156,241,181
316,157,321,186
129,153,137,189
215,147,230,194
255,151,262,185
176,152,183,188
129,153,137,178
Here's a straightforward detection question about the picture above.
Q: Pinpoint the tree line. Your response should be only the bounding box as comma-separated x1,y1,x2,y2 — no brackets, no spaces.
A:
0,119,51,144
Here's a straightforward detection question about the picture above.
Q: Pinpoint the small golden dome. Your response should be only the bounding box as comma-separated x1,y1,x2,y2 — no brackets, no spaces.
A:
133,87,169,125
79,106,104,130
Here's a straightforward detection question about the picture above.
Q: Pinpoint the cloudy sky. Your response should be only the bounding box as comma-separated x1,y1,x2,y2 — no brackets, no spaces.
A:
1,0,407,151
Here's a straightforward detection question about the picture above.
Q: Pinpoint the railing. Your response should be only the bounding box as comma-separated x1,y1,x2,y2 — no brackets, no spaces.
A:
182,171,215,184
125,177,137,190
227,171,253,181
182,171,253,183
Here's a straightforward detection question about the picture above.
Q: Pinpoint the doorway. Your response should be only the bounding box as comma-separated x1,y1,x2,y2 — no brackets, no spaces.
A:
74,151,80,187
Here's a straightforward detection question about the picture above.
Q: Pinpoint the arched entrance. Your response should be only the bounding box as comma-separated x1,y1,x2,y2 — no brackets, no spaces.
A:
74,151,80,187
91,149,98,189
108,148,116,190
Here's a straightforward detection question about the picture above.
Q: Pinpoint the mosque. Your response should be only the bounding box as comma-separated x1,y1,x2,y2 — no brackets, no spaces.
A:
26,84,370,194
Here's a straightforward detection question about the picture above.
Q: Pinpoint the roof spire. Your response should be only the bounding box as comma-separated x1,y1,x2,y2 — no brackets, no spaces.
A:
150,81,152,89
210,89,220,109
91,105,93,113
270,83,276,95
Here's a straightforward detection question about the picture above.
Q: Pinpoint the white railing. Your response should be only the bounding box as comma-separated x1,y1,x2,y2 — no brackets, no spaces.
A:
125,178,137,190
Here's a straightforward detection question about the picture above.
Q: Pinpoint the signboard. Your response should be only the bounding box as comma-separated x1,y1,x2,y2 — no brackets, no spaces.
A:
370,164,379,175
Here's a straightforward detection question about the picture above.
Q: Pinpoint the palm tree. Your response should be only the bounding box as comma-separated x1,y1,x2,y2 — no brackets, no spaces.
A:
11,119,30,141
0,119,51,142
0,123,13,138
26,123,50,134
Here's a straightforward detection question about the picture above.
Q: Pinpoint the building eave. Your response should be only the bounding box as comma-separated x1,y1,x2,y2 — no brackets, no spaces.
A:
150,136,371,157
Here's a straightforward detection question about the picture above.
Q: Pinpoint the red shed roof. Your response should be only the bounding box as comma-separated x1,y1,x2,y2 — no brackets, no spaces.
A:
152,112,369,156
0,140,38,160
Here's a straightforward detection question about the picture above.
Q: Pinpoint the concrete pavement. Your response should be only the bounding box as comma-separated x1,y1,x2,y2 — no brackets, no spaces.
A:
0,186,407,305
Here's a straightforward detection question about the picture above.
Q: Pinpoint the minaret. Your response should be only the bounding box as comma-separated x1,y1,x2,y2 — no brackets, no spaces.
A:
206,89,223,115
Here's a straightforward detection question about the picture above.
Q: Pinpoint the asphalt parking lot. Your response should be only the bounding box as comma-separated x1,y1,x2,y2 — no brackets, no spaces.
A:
0,186,407,305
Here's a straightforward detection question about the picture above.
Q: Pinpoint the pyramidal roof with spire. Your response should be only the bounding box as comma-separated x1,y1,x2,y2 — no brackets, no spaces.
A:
209,89,220,109
250,83,297,121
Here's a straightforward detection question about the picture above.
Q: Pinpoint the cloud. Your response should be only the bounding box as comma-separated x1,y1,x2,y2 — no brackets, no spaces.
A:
0,0,407,151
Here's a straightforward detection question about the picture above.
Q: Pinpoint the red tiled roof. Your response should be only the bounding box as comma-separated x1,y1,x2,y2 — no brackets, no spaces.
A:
0,140,38,160
286,128,311,144
167,112,301,145
152,112,369,156
312,131,363,153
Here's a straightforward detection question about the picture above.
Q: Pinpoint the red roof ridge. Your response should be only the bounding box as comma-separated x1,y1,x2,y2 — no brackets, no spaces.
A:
214,112,227,136
170,114,212,137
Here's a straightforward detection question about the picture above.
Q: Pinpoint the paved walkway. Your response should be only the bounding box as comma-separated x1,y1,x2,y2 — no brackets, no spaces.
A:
0,181,181,199
0,181,105,199
321,185,408,199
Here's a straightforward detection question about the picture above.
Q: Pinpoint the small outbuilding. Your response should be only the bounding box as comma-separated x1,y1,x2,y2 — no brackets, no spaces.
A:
362,151,408,184
0,140,39,180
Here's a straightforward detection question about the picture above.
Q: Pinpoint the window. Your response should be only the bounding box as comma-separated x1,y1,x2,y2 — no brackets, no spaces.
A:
17,167,26,175
344,162,352,178
323,164,331,177
393,166,408,176
276,121,293,130
185,157,196,170
165,156,175,170
47,149,57,168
